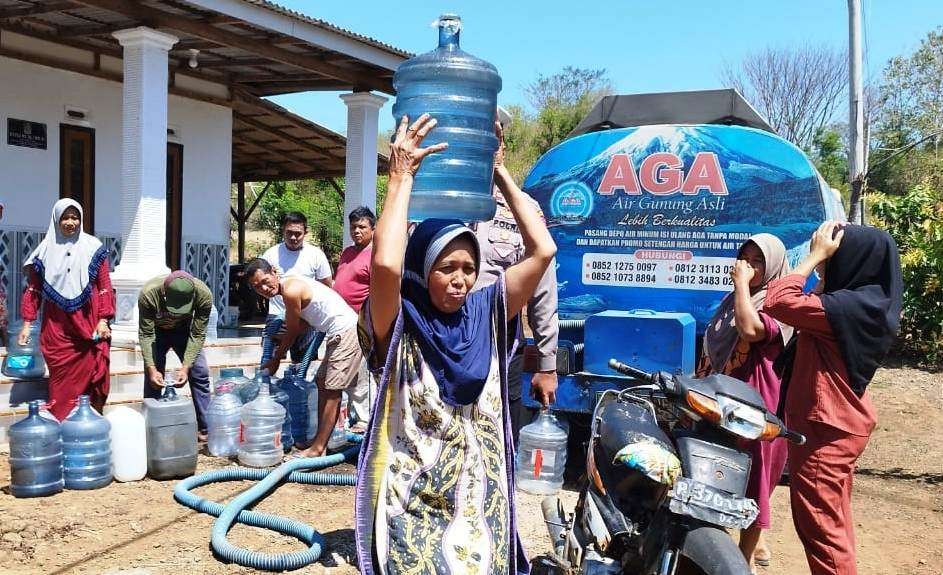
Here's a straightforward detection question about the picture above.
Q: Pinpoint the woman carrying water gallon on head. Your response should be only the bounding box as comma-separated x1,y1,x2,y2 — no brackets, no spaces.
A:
353,113,556,574
19,199,114,419
764,222,902,575
699,234,793,572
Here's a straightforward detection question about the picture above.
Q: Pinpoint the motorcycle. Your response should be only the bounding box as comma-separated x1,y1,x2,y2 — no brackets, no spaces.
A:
534,358,805,575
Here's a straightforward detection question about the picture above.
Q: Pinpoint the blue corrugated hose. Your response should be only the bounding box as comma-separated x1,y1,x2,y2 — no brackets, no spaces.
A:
175,318,346,571
173,436,361,571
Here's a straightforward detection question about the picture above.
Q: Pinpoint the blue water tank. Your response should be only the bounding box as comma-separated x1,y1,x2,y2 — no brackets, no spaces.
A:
523,124,847,332
393,14,501,223
9,400,64,497
61,395,112,490
584,310,696,376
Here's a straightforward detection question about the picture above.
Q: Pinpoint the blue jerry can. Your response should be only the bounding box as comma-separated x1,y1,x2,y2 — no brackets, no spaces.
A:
583,309,696,376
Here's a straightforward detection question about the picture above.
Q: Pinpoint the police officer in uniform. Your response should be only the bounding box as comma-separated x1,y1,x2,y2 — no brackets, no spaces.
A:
473,110,559,444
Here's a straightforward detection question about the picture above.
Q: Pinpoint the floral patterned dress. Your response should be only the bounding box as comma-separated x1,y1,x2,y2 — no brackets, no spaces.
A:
355,280,528,575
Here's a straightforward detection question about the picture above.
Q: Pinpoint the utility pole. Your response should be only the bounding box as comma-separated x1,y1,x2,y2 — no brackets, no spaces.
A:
847,0,866,224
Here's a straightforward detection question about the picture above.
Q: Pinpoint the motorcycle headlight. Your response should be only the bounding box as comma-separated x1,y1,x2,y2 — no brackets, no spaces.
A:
716,395,766,440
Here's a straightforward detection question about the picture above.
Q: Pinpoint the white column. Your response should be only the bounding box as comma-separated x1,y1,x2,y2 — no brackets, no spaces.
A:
110,27,178,344
340,92,388,246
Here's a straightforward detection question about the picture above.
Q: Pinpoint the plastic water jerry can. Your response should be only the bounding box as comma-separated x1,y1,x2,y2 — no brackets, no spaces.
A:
143,385,198,479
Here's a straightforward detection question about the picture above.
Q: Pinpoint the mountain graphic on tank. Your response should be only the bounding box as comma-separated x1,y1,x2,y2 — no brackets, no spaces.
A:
524,125,845,330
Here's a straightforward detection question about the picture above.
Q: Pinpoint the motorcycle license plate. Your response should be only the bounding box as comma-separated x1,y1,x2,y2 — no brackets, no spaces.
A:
668,477,759,530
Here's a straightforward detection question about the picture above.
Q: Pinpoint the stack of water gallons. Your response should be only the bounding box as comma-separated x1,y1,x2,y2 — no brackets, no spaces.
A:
392,13,501,223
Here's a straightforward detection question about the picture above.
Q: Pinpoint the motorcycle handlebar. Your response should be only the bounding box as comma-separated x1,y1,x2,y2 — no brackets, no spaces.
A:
608,359,655,383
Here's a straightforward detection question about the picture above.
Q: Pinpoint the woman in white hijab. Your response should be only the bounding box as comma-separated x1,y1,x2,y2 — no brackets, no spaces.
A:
19,199,114,419
699,233,794,572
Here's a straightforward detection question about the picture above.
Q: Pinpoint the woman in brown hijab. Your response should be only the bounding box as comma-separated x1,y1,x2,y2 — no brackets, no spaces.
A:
700,233,794,572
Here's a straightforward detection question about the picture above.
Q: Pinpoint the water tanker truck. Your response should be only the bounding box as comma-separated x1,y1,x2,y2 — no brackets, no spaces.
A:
520,89,845,415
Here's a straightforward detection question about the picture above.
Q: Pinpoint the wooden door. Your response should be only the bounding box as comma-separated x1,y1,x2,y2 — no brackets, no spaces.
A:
59,125,95,233
166,143,184,270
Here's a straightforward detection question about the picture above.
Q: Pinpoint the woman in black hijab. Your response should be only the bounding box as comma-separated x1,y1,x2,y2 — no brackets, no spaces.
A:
764,221,902,575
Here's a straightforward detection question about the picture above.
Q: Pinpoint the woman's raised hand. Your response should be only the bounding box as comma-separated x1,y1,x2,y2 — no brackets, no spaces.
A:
493,120,507,171
810,221,845,262
389,114,448,177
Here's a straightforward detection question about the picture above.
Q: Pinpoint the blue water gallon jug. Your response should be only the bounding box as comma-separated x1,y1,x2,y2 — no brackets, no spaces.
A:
393,13,501,223
3,322,46,379
9,400,64,497
218,367,250,403
238,368,268,404
271,376,293,452
61,395,112,490
281,365,309,447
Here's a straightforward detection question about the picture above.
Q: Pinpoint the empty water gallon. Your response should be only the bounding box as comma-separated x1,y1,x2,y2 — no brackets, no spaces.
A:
105,406,146,482
306,361,320,441
143,385,198,479
281,365,309,447
238,380,285,467
516,410,568,495
393,14,502,222
61,395,112,490
3,322,45,379
271,377,293,453
9,400,63,498
206,380,242,457
327,391,349,451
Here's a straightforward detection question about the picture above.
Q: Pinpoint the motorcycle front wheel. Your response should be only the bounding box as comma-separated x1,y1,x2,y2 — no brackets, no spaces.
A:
674,526,751,575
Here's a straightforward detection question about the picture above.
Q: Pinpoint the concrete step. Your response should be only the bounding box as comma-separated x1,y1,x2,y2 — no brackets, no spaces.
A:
0,336,269,445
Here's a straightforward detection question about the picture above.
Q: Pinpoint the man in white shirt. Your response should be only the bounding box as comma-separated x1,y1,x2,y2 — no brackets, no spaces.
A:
260,211,333,362
261,211,333,287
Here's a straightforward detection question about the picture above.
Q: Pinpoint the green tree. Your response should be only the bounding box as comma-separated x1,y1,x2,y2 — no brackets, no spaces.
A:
871,183,943,366
810,126,849,204
869,27,943,196
525,67,613,157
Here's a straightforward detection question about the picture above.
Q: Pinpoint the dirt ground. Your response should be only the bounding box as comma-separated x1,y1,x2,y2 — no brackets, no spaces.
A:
0,364,940,575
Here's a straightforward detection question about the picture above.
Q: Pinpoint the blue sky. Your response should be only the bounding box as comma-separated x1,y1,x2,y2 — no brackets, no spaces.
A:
269,1,942,135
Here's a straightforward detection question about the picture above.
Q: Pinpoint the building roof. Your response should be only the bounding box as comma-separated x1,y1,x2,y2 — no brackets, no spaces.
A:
569,89,775,137
0,0,409,94
231,90,388,182
0,0,400,180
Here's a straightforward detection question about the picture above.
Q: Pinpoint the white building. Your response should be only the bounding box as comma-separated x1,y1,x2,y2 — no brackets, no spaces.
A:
0,0,405,433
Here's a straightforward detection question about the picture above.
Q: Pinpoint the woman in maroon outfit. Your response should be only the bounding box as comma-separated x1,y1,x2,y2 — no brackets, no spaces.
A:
19,199,114,419
765,221,902,575
700,233,792,571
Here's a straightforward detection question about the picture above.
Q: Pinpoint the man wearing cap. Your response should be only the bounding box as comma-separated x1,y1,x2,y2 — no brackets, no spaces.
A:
138,271,214,435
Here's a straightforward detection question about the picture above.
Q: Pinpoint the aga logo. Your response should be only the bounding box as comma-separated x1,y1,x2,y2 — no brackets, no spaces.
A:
550,181,594,225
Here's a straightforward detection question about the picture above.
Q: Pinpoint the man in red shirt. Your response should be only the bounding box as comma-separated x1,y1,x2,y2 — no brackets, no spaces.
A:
334,206,375,431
